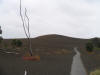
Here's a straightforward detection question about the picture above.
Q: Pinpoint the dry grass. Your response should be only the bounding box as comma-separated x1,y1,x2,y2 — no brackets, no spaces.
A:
90,69,100,75
23,49,71,56
87,52,95,55
50,49,71,55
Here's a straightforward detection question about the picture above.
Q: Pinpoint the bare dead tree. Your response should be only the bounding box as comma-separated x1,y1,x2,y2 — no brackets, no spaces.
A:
25,8,33,56
20,0,33,56
25,8,30,38
20,0,29,38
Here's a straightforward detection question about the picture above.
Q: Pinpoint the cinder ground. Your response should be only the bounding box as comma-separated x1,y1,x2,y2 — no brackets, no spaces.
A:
0,50,75,75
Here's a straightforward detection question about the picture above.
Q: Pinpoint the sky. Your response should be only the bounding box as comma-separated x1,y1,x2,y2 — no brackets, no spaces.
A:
0,0,99,39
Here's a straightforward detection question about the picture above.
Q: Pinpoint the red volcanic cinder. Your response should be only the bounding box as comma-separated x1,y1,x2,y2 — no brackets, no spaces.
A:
22,56,40,61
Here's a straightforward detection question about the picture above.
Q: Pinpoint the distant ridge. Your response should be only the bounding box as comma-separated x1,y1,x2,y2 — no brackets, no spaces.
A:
31,34,88,50
34,34,88,40
3,34,88,51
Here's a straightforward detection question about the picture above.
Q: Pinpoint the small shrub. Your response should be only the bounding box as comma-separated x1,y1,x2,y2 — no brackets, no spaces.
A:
86,42,94,52
92,38,100,48
11,39,17,48
16,40,23,47
11,39,23,48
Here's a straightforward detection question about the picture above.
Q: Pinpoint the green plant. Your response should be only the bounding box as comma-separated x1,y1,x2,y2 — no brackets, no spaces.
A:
11,39,17,48
11,39,23,48
16,40,23,47
86,42,94,52
92,38,100,48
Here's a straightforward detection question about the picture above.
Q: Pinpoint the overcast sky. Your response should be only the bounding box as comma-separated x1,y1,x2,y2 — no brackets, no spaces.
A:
0,0,99,39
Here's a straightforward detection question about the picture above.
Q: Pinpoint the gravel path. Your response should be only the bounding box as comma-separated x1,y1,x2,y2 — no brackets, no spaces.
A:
70,47,87,75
